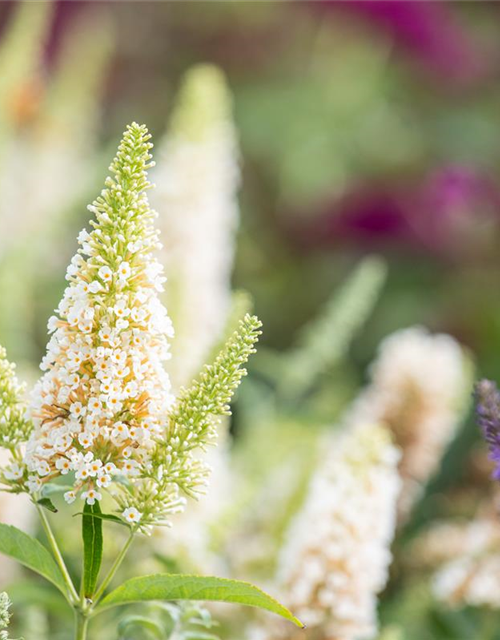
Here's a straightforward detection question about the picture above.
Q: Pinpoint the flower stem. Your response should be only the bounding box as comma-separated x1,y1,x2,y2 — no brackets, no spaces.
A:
35,503,79,604
93,531,135,605
74,610,89,640
480,610,498,640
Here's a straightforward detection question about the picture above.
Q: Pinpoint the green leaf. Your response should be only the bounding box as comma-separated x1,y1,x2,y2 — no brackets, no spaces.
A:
0,523,67,597
82,501,103,598
7,579,72,616
96,574,303,628
37,497,58,513
277,255,387,398
118,616,164,639
42,483,74,497
74,511,130,527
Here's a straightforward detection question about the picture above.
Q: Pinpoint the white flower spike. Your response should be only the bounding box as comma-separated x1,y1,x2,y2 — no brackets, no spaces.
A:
21,123,261,532
152,64,240,390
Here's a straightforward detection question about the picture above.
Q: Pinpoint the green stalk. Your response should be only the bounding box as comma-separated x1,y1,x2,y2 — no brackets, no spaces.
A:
480,610,499,640
35,504,79,604
74,610,89,640
92,531,135,606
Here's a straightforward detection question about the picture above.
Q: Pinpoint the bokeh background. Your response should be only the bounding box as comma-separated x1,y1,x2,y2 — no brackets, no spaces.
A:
2,0,500,370
2,2,500,639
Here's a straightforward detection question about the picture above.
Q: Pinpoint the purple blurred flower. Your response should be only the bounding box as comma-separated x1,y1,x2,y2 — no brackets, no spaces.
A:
428,166,488,211
45,1,87,64
292,164,500,257
296,187,420,252
318,0,487,84
416,165,500,254
475,379,500,480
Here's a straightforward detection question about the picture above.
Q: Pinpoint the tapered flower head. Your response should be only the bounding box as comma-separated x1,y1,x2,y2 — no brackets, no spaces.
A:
421,513,500,609
272,424,400,640
0,346,33,491
22,123,261,531
0,346,32,453
25,123,173,506
346,327,471,518
151,64,240,390
0,591,12,640
114,312,261,531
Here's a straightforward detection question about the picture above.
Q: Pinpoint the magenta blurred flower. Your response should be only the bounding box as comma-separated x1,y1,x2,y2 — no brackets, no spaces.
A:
417,165,500,251
318,1,487,84
293,186,423,253
292,165,500,257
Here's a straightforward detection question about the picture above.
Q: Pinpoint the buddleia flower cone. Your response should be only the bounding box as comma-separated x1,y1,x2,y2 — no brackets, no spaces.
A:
259,424,400,640
151,64,240,391
345,326,472,519
18,123,260,531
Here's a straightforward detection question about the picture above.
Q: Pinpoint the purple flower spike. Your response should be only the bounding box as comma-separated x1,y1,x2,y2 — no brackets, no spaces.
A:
475,379,500,478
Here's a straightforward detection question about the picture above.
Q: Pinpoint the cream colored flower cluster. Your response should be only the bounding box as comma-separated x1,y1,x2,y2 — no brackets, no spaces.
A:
151,64,239,390
0,350,35,584
433,553,500,609
345,327,471,518
24,123,174,513
275,425,400,640
413,515,500,570
116,313,261,531
0,591,13,640
0,346,32,454
414,515,500,609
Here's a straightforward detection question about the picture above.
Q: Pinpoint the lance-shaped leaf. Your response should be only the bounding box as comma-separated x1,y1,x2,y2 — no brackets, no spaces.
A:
96,574,303,628
277,255,387,397
74,511,129,527
0,523,67,598
37,497,58,513
82,501,103,598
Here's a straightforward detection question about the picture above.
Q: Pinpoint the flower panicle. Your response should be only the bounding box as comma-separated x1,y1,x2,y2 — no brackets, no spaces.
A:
0,346,32,492
0,346,32,452
0,592,13,640
170,313,262,431
24,122,175,512
152,64,240,391
108,122,155,191
475,379,500,477
346,326,471,520
18,122,261,534
88,123,156,233
170,64,233,143
115,314,262,531
274,424,400,639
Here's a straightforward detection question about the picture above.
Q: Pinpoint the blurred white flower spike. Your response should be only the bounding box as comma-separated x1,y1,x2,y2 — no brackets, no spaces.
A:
415,516,500,610
0,349,34,585
151,64,240,391
0,346,33,455
0,591,14,640
345,326,472,519
0,3,113,254
274,424,400,640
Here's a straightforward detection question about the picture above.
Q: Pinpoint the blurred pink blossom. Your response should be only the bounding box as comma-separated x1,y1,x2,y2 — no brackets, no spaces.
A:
318,1,488,84
293,166,500,258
